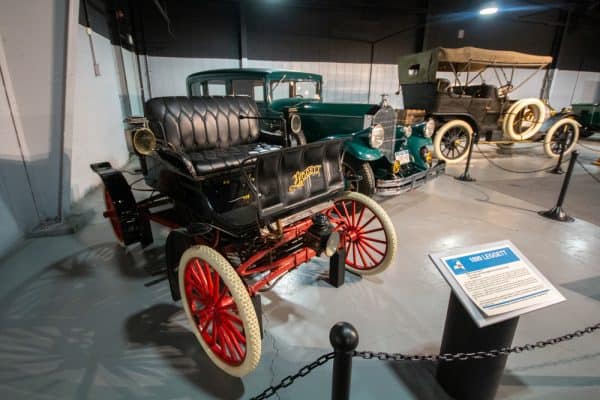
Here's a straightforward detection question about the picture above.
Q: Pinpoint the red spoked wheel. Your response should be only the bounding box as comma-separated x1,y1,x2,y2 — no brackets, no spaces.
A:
178,245,261,377
103,189,124,244
327,191,397,275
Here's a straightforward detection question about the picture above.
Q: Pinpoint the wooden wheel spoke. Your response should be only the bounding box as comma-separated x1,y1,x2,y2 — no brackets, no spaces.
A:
356,240,380,263
221,310,244,326
358,214,376,231
355,204,366,228
222,318,247,344
341,201,352,223
221,324,245,360
361,227,383,235
355,242,370,268
360,235,387,244
359,238,386,257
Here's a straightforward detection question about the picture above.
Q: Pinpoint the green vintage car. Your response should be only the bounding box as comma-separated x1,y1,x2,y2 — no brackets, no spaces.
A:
186,68,444,196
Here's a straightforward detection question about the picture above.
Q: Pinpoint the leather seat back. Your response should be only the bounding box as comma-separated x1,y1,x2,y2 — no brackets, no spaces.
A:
145,96,261,152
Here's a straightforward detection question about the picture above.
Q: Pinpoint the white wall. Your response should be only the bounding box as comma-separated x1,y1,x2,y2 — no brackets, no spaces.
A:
70,27,130,202
147,56,239,97
0,57,36,257
550,69,600,109
0,0,68,222
146,56,403,106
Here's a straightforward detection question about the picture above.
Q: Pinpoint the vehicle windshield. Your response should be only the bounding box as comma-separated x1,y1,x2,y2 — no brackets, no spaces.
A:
271,80,320,101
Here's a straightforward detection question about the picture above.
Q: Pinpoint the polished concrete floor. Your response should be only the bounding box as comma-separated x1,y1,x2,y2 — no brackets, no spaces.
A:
0,139,599,400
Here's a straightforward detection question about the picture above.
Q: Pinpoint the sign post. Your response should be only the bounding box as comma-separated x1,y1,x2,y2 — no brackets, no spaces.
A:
430,240,565,400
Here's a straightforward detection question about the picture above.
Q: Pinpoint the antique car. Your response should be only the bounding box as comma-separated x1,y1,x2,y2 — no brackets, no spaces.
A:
398,46,581,162
571,103,600,137
186,68,444,196
90,95,397,377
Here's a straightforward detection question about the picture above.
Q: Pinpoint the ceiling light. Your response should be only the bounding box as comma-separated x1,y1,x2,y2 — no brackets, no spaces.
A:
479,2,499,15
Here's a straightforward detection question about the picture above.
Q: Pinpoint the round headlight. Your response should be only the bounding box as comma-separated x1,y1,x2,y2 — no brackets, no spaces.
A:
404,125,412,138
325,231,340,257
290,113,302,134
370,124,384,148
424,118,435,138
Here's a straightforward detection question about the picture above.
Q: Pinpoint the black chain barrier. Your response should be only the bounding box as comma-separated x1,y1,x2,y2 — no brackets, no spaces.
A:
250,352,335,400
576,158,600,184
577,141,600,153
475,144,568,174
250,322,600,400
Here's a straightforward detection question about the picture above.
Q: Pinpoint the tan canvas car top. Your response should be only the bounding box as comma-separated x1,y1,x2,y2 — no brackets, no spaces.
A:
398,47,552,84
437,47,552,70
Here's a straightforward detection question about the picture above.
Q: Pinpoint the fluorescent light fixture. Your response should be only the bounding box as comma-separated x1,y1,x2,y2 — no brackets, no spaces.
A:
480,6,498,15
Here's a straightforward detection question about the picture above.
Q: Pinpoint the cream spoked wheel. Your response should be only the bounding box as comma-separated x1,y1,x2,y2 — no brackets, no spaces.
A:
433,120,473,163
544,118,580,158
178,245,261,377
327,191,397,275
503,98,546,140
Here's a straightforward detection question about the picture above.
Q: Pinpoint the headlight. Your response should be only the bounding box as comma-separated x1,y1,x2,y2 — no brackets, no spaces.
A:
290,113,302,134
404,125,412,138
424,118,435,138
370,124,384,148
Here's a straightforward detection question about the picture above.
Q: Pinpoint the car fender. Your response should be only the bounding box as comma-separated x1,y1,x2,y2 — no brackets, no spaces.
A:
406,135,432,170
540,113,581,132
323,132,384,161
431,113,480,133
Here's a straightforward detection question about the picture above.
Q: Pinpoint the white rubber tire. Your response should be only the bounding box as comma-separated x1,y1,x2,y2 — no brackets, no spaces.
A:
178,245,261,377
337,191,397,276
503,98,546,141
543,118,580,158
433,120,473,164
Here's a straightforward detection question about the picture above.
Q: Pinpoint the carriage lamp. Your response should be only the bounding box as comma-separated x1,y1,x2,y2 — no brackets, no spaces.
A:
325,231,341,257
307,213,336,255
370,124,385,148
420,146,433,165
404,125,412,138
424,118,435,138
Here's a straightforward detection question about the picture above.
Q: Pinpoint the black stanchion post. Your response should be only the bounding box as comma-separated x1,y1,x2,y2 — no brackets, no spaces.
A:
455,131,477,182
549,132,567,175
436,293,519,400
538,150,578,222
330,322,359,400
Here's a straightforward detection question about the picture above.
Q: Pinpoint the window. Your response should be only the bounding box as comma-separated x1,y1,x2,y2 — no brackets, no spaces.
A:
271,81,291,100
207,80,226,96
295,81,318,99
271,80,320,100
190,81,204,96
408,64,420,77
232,79,265,101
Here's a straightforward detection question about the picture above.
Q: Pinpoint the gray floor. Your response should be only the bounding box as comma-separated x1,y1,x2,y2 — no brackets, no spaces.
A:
0,140,599,400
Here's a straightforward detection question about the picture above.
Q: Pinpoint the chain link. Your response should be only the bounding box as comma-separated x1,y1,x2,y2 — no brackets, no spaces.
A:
576,159,600,184
577,141,600,153
475,144,564,174
354,322,600,363
250,323,599,399
250,352,335,400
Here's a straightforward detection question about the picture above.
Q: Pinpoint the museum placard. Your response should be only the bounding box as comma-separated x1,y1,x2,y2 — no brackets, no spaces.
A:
430,240,565,327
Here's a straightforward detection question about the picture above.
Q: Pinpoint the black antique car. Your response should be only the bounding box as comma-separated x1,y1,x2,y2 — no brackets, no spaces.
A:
398,47,580,162
91,96,397,376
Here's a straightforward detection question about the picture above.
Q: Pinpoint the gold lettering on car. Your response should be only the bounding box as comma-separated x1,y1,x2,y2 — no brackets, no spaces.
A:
288,165,322,192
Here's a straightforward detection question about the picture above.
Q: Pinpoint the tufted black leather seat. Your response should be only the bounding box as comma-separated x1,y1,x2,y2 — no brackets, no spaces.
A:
145,96,280,175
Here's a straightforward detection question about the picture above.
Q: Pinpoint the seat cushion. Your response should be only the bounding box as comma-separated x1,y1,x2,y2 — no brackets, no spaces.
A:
188,142,281,175
145,96,261,153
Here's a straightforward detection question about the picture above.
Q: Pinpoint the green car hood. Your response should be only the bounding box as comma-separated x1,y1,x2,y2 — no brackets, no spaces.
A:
295,102,379,142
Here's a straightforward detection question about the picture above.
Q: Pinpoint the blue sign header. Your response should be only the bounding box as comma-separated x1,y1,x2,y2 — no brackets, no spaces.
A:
444,247,519,275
